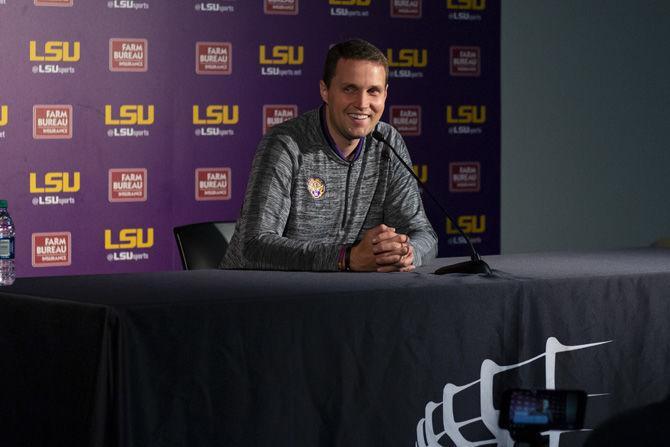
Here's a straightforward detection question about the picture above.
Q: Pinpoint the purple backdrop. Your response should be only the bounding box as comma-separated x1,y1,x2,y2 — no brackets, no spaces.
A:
0,0,499,276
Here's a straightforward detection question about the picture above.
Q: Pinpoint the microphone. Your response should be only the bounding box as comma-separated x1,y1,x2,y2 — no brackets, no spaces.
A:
371,129,492,275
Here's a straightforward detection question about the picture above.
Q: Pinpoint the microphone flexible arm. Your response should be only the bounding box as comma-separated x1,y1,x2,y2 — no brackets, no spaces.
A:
371,130,492,275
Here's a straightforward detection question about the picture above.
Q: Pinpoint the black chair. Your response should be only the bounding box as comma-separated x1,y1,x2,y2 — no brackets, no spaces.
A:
173,221,236,270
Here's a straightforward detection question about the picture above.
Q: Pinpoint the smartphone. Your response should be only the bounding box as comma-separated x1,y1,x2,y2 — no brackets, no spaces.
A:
498,389,587,431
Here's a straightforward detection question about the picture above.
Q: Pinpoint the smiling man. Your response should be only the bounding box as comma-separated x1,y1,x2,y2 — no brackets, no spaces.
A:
221,39,437,272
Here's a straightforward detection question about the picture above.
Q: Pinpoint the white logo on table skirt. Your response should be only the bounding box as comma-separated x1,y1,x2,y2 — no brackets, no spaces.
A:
416,337,612,447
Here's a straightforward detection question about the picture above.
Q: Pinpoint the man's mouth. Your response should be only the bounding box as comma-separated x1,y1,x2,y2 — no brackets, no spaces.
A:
348,113,370,121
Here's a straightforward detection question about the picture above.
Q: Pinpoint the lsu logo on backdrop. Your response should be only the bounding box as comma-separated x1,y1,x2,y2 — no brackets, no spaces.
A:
390,0,421,18
29,171,79,206
259,45,303,65
263,105,298,134
446,214,486,245
29,40,79,74
196,42,232,75
329,0,370,17
193,105,238,136
447,0,485,10
259,45,303,76
412,164,428,183
29,172,80,193
387,48,427,68
32,232,72,267
195,167,231,201
386,48,427,79
29,40,80,62
108,0,150,10
33,105,72,139
108,168,147,202
389,105,421,136
449,162,481,192
109,38,148,72
447,105,485,135
446,105,486,124
264,0,298,15
194,1,234,13
105,228,154,249
447,0,484,21
104,228,153,262
105,105,154,124
193,105,239,125
450,46,480,76
105,105,154,137
34,0,73,7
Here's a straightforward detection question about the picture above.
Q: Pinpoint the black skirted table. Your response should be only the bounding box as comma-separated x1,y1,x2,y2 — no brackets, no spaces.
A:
2,249,670,447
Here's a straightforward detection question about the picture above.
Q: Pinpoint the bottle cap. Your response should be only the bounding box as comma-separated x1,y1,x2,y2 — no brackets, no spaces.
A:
0,200,6,208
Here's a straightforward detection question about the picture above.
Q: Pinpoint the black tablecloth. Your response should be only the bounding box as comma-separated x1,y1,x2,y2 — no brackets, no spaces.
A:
2,249,670,446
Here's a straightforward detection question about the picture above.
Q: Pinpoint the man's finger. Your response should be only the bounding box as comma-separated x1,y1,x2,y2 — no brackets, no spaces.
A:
372,240,406,255
371,227,397,244
373,232,407,245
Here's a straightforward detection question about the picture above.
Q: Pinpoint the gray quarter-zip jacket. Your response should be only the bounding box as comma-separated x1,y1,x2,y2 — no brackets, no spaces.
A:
221,108,437,271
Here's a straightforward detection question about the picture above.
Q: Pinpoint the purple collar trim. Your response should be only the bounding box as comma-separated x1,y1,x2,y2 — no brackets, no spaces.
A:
319,105,364,162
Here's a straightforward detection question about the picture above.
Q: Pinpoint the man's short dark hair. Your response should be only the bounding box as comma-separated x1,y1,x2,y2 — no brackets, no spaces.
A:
322,39,389,87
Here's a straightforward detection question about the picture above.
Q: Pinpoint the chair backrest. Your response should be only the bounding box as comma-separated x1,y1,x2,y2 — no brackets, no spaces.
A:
173,221,236,270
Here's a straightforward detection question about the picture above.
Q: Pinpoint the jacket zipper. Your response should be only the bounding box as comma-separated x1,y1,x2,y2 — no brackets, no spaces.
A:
341,162,352,228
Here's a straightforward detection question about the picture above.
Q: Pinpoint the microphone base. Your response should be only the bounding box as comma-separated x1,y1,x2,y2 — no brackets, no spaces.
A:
434,259,492,276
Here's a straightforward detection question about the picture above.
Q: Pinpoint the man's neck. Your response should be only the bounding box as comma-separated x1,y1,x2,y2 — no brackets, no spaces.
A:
325,111,357,158
320,106,362,161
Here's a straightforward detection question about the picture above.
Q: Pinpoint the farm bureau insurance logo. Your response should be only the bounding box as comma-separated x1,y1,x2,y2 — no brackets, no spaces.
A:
446,214,485,245
196,167,231,201
29,40,79,75
0,105,6,139
449,162,480,192
108,0,149,10
446,104,486,135
193,105,238,137
104,227,153,262
33,105,72,139
259,44,303,77
450,46,480,77
108,168,147,202
34,0,72,6
329,0,370,17
195,0,235,13
105,104,154,137
386,48,427,79
264,0,297,15
32,232,72,267
390,0,421,18
417,337,611,446
447,0,484,21
389,105,421,136
109,38,148,72
263,105,297,134
30,171,80,206
196,42,232,75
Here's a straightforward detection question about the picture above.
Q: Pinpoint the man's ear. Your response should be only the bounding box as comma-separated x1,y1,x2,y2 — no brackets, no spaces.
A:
319,80,328,104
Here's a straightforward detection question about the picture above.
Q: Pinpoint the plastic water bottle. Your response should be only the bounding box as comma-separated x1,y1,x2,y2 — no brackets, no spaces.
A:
0,199,16,286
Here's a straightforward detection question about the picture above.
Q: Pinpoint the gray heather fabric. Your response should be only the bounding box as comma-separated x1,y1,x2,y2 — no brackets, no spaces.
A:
221,108,437,271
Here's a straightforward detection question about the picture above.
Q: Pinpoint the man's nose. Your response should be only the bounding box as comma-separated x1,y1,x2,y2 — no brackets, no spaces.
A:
352,91,369,109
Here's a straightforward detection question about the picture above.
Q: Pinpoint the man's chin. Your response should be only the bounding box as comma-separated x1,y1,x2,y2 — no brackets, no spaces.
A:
346,126,374,139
